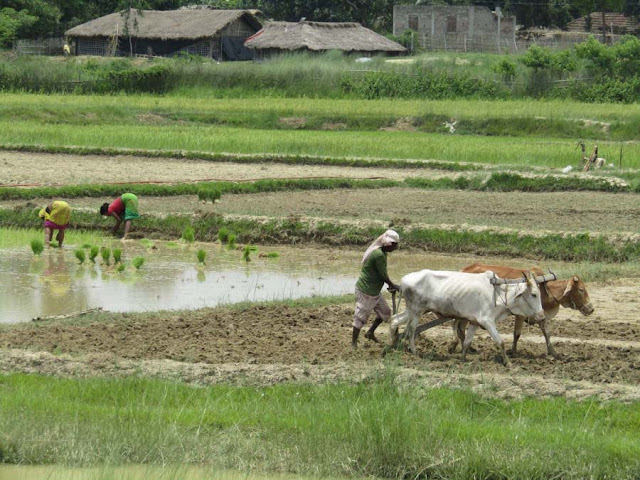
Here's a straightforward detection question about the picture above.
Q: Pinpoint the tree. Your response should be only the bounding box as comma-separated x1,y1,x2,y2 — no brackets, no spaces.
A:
0,7,37,47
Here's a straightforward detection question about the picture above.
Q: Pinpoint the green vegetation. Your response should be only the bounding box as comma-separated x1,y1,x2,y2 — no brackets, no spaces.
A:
101,247,111,265
0,174,632,205
217,227,230,244
89,246,99,264
30,238,43,255
242,245,252,262
74,249,85,264
132,256,145,270
265,252,280,259
182,226,195,244
227,234,237,250
112,248,122,264
197,249,206,265
1,373,640,479
3,207,640,263
116,263,126,273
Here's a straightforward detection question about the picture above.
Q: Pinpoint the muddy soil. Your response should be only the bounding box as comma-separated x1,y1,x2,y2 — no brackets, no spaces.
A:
0,151,452,186
1,279,639,401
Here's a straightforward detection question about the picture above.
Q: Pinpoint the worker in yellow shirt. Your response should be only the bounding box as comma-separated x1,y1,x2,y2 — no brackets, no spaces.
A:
38,200,72,247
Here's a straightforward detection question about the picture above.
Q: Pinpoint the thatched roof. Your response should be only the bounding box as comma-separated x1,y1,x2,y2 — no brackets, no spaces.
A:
244,21,406,53
65,9,263,40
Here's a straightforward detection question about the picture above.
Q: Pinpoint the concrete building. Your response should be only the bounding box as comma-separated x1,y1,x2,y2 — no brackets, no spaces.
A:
393,5,516,52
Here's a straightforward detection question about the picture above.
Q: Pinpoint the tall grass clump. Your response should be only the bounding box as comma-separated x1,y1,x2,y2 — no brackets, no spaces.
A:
197,249,206,265
30,239,44,255
132,256,145,270
74,249,86,264
112,248,122,264
217,227,229,244
182,226,195,243
101,247,111,265
89,246,99,263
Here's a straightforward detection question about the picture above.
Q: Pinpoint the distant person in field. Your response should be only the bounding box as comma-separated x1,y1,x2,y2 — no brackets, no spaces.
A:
100,193,140,240
63,42,71,56
352,229,400,349
38,200,72,247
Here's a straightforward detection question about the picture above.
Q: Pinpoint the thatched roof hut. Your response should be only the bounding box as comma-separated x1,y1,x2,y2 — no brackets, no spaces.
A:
566,12,639,34
244,21,406,58
65,9,263,60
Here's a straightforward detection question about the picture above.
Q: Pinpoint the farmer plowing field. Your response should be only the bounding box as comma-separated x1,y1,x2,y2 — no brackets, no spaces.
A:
100,193,140,240
351,229,400,349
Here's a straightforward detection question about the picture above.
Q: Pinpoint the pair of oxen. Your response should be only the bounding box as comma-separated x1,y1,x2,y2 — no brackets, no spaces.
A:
389,263,594,366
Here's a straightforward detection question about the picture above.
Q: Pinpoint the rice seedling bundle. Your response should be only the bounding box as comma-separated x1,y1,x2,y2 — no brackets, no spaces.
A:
243,245,252,262
132,256,145,269
89,246,99,263
112,248,122,264
30,239,44,255
182,226,195,243
197,249,206,264
266,252,279,258
74,249,86,264
116,263,126,272
227,233,237,250
218,227,229,244
101,247,111,265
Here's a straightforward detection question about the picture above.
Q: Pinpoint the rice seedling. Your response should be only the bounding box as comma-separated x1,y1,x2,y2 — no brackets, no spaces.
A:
166,241,178,248
197,249,206,265
30,239,44,255
101,247,111,266
197,188,221,203
243,245,252,262
182,226,195,244
89,246,99,263
81,243,92,249
116,263,126,273
218,227,229,244
227,233,237,250
140,238,154,248
112,248,122,264
266,252,279,258
132,256,145,270
74,249,86,264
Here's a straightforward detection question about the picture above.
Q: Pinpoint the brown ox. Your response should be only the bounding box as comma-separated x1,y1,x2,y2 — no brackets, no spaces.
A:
449,263,594,358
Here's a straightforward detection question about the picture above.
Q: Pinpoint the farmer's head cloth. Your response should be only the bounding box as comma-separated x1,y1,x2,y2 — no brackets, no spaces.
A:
361,229,399,264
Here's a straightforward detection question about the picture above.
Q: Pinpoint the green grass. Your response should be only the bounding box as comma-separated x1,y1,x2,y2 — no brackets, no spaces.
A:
1,372,639,479
1,93,639,140
0,120,638,169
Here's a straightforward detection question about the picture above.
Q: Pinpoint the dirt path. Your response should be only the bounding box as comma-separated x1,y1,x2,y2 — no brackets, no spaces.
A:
1,279,639,400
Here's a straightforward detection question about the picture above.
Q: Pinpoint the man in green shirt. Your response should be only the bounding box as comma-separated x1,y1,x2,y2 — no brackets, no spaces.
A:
352,229,400,348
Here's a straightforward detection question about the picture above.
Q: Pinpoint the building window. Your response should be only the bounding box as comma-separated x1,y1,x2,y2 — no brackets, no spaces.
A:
408,15,419,31
446,15,457,33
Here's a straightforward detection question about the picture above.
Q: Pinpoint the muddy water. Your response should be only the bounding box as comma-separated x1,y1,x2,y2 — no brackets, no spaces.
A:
0,239,575,324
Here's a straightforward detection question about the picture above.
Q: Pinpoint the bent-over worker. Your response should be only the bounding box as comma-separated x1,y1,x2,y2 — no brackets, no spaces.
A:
38,200,72,247
352,229,400,348
100,193,140,240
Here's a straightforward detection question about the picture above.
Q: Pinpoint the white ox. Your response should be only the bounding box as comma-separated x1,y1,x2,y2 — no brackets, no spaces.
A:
389,269,545,366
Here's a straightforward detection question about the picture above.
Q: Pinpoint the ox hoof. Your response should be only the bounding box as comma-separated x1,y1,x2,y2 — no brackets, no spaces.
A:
364,331,379,343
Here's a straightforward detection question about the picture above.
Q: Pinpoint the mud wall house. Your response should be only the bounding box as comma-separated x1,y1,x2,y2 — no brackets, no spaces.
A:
393,5,516,52
64,9,263,60
243,21,406,59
